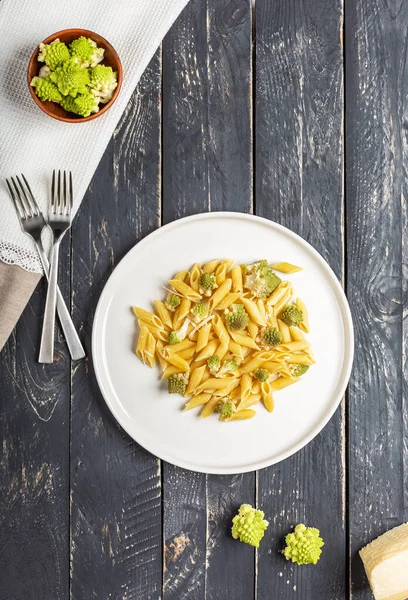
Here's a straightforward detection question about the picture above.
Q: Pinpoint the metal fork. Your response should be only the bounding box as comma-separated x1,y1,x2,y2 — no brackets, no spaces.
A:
39,170,78,363
6,175,85,361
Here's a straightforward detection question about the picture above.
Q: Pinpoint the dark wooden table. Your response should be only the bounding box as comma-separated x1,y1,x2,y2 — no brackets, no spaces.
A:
1,0,405,598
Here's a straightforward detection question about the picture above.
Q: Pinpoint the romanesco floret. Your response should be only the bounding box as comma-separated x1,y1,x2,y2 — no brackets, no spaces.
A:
167,373,188,395
199,272,217,296
38,65,51,79
30,77,62,103
289,364,310,377
216,398,235,418
231,504,269,548
69,36,104,67
60,92,100,117
49,59,90,97
280,305,303,327
224,304,249,331
207,355,221,373
259,326,283,348
190,301,210,323
254,368,269,382
89,65,117,93
217,359,238,377
243,260,281,298
165,293,181,311
283,524,324,565
168,319,190,345
38,39,70,70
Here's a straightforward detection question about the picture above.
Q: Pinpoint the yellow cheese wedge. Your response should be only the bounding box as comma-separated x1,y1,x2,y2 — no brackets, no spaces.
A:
360,523,408,600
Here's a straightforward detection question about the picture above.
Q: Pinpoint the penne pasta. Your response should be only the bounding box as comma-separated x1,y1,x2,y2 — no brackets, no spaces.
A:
240,351,274,374
289,326,305,342
133,306,164,329
138,319,169,342
169,279,202,301
267,281,291,305
216,292,241,310
271,262,302,274
197,377,239,392
185,365,207,396
144,332,156,368
261,381,274,412
240,373,252,400
189,263,201,291
277,318,291,343
240,297,267,326
221,409,256,421
164,339,195,353
210,279,232,310
229,331,260,350
136,325,149,361
184,392,212,410
296,297,310,333
173,269,188,282
162,365,184,379
215,342,229,361
230,265,243,292
163,352,190,371
172,298,192,330
279,341,310,352
247,321,258,340
154,300,173,329
270,376,299,391
200,395,221,418
195,339,219,361
203,259,220,274
155,340,168,371
196,322,211,353
228,339,246,359
215,259,234,286
238,393,262,411
212,313,230,346
274,290,293,316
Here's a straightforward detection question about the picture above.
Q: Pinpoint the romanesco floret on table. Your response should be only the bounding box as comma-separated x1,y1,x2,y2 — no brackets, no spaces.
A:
243,260,281,298
216,398,235,418
280,305,303,327
30,77,62,103
289,364,309,377
69,36,104,67
199,272,217,296
168,319,190,345
224,304,249,331
190,301,210,323
49,59,90,97
231,504,269,548
207,355,221,373
60,92,100,118
216,359,238,377
38,39,70,70
165,293,181,312
254,368,269,382
167,373,188,395
283,524,324,565
259,326,283,348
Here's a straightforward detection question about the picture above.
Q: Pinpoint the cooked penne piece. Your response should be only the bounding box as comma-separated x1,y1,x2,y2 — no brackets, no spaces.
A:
178,347,196,360
164,352,190,371
286,353,316,365
144,332,156,368
262,360,290,372
251,381,261,394
215,342,229,361
270,376,299,391
189,263,201,291
240,351,274,373
201,395,222,418
230,265,243,293
212,380,240,397
173,269,188,282
257,299,266,318
133,306,164,329
210,279,232,310
136,325,149,361
240,297,267,326
277,318,291,343
238,393,262,411
154,300,173,329
202,259,220,274
196,322,211,353
216,292,241,310
228,339,246,359
169,279,202,301
162,365,184,379
215,260,234,285
155,340,168,371
272,262,302,274
164,339,195,353
197,377,239,391
185,365,207,396
240,373,252,400
172,298,192,330
289,326,305,342
279,341,310,352
274,290,292,316
195,339,219,361
296,297,310,333
261,381,274,412
266,281,291,305
184,392,212,410
229,331,260,350
247,321,258,340
221,409,256,421
138,319,169,342
212,313,230,346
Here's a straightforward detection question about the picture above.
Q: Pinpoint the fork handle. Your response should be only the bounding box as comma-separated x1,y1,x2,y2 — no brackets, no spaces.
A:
35,240,85,361
39,241,60,363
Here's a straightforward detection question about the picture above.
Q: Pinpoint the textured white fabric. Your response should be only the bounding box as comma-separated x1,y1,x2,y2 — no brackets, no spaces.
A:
0,0,189,273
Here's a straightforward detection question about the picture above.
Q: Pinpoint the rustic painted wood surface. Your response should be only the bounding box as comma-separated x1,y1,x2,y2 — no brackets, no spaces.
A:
0,0,405,598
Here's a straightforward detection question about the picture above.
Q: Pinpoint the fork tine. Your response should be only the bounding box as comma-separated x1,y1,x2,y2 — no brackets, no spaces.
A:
12,176,32,217
20,173,40,216
6,178,26,220
51,169,56,215
57,169,61,214
69,172,73,212
16,175,35,217
63,171,67,215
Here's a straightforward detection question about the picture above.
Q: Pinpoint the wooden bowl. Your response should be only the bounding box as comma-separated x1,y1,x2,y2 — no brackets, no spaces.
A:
27,28,123,123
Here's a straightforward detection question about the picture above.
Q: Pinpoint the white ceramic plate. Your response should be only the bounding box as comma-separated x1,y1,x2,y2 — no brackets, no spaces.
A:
92,213,354,474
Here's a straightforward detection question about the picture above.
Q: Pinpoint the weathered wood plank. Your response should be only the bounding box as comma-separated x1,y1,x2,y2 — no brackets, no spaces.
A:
255,0,345,598
0,245,71,598
162,2,208,597
345,0,408,596
204,2,255,599
70,52,162,600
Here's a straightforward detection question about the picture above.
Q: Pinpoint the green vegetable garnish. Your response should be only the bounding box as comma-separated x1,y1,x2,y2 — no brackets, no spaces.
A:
232,504,269,548
283,524,324,565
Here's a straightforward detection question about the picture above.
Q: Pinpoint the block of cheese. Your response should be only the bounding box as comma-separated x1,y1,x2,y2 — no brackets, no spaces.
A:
360,523,408,600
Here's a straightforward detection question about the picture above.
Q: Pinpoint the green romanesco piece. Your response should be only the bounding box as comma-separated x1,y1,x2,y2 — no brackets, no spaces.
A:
165,293,181,312
207,355,221,373
190,301,210,323
60,92,100,117
254,368,269,383
49,59,90,97
89,64,117,93
69,36,104,67
199,272,217,296
231,504,269,548
289,364,310,377
243,260,281,298
30,76,62,102
216,398,235,418
224,304,249,331
38,39,70,69
168,319,190,345
283,524,324,565
259,326,283,348
167,373,188,395
217,359,238,377
280,305,303,327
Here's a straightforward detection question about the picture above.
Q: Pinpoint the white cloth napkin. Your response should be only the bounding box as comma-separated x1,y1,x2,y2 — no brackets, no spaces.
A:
0,0,189,274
